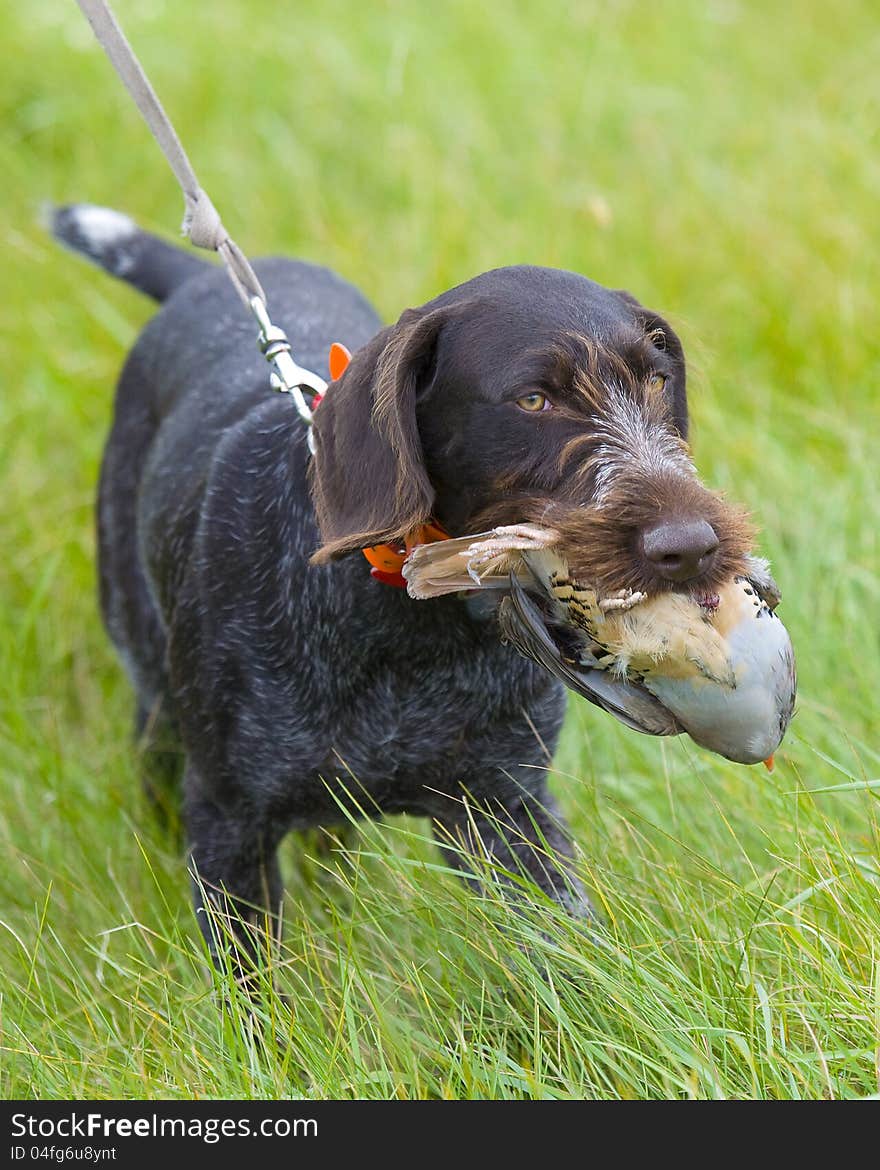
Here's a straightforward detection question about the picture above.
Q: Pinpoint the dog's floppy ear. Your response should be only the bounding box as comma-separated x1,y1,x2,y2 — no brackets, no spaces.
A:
309,307,444,562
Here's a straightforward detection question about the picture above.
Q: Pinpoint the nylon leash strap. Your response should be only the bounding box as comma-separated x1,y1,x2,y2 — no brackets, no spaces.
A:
74,0,326,449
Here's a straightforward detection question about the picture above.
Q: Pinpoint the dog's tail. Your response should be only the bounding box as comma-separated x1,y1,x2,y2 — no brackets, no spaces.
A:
49,203,210,302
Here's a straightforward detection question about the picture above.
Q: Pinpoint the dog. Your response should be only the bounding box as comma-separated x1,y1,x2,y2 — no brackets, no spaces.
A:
52,203,752,968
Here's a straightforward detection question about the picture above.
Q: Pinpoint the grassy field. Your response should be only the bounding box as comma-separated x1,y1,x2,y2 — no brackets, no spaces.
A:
1,0,878,1100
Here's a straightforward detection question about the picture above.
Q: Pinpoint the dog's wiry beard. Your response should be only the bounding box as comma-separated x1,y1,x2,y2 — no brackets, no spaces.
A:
474,476,753,597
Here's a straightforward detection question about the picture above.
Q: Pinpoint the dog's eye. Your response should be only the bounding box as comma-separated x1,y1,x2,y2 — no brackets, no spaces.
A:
516,392,551,413
648,372,667,393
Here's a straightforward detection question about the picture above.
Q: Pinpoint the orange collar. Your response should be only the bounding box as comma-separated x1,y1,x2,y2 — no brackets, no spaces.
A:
362,522,450,588
319,342,451,587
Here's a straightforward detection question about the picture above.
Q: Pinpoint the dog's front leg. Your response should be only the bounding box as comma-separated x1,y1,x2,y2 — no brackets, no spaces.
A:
433,785,594,921
183,767,284,981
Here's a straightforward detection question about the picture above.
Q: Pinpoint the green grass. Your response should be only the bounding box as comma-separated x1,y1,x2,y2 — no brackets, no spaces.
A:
2,0,878,1100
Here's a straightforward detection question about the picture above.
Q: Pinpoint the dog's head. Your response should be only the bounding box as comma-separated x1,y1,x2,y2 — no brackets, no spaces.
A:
310,265,752,594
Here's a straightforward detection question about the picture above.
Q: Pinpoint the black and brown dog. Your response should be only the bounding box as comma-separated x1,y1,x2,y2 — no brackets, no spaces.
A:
52,204,752,964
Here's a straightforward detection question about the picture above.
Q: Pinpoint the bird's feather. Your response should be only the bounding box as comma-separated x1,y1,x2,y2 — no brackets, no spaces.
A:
402,524,560,599
742,555,782,609
498,574,683,737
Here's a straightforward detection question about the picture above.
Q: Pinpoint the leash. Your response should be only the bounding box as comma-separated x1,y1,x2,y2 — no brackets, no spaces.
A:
74,0,450,582
74,0,326,451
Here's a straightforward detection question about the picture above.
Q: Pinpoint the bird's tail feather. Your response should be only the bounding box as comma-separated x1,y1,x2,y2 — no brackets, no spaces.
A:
402,524,559,599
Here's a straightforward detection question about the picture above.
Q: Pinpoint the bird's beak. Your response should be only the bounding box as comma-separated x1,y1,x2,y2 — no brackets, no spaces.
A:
763,755,775,771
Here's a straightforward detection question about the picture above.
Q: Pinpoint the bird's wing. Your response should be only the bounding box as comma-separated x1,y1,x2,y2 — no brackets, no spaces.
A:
403,524,559,599
498,574,683,737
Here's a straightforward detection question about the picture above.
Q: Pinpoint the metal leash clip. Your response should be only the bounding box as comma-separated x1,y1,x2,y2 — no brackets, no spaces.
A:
250,296,327,453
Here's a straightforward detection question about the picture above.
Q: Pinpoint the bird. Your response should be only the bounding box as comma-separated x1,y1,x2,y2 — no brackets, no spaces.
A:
402,524,796,767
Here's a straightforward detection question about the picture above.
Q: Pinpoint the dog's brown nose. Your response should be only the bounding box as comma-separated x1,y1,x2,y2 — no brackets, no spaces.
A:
640,519,719,583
